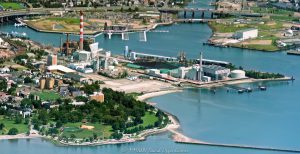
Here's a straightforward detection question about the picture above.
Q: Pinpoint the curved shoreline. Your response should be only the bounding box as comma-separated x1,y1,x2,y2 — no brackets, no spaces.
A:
23,20,175,37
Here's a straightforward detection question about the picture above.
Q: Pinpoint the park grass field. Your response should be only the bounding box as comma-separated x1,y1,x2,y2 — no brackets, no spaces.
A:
127,112,159,131
62,122,113,139
0,2,24,10
0,116,29,135
31,91,60,101
140,112,158,127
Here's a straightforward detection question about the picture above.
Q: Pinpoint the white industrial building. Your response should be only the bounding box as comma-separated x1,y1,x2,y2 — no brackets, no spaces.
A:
234,28,258,40
230,70,246,79
185,64,202,81
202,65,230,80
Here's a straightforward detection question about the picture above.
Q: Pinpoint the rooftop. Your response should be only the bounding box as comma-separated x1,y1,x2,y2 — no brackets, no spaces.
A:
47,65,76,73
236,28,258,33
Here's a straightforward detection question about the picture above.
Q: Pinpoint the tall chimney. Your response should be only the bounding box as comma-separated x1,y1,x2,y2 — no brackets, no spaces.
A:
79,10,84,51
66,33,70,55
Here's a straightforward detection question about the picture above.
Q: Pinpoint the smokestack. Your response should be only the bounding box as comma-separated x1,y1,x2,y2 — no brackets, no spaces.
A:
79,10,84,51
66,33,70,55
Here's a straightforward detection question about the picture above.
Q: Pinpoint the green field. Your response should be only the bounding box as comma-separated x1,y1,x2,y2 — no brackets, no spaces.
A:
233,43,279,52
0,116,29,135
62,122,113,139
208,21,283,33
128,112,159,130
140,112,158,127
47,17,80,24
0,2,24,10
31,91,61,101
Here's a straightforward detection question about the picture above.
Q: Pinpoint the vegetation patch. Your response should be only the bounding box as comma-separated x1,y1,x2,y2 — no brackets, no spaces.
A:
0,2,25,10
0,116,29,135
62,122,112,139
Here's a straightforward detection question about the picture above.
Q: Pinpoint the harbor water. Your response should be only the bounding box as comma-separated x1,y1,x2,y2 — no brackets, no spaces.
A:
1,0,300,153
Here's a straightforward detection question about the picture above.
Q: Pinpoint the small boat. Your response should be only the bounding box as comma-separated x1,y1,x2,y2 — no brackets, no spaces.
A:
246,87,252,92
259,86,267,91
238,89,244,94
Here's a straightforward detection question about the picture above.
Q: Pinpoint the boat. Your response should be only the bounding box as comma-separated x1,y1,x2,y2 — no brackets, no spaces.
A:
246,87,252,92
259,86,267,91
287,48,300,56
238,89,244,93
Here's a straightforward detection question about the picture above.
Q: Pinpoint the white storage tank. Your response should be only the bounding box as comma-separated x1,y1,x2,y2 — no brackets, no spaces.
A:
230,70,246,79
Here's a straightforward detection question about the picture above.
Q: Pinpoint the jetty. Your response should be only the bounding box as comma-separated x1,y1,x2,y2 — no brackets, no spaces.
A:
167,110,300,153
175,140,300,153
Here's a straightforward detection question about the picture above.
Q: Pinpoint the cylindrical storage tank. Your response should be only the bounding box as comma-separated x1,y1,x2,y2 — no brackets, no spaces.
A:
230,70,246,78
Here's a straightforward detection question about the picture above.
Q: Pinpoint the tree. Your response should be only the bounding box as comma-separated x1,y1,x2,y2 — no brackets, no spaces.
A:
71,134,76,139
7,87,16,95
0,123,4,130
134,7,139,12
8,128,19,135
24,76,32,83
15,116,23,124
0,79,7,92
93,133,97,140
75,96,88,102
55,121,63,128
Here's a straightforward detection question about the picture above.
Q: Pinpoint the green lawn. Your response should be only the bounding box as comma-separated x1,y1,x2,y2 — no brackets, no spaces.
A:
140,112,158,127
0,116,29,135
0,2,24,10
233,43,279,52
47,17,80,24
128,112,159,131
31,91,61,101
62,122,112,139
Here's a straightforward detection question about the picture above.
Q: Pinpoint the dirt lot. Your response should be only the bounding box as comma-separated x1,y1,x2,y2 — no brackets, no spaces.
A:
241,40,272,45
102,78,176,93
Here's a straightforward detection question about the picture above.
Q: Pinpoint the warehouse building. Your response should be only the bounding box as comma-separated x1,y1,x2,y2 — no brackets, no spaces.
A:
234,28,258,40
47,65,76,74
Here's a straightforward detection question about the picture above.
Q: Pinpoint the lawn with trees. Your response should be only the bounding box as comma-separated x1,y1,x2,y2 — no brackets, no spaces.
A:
0,116,29,135
0,2,25,10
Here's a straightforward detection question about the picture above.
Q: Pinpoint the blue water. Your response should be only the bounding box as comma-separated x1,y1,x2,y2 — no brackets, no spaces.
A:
1,0,300,153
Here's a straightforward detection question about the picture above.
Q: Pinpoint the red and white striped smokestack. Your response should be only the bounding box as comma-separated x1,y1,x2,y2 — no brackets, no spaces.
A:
79,10,84,51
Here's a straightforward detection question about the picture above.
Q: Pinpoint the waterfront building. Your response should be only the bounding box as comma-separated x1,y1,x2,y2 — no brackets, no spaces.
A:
47,54,57,66
234,28,258,40
185,64,203,81
89,92,105,103
230,70,246,79
202,65,230,80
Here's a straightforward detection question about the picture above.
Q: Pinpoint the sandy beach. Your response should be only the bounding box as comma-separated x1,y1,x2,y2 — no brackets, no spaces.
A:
137,89,183,101
0,133,41,140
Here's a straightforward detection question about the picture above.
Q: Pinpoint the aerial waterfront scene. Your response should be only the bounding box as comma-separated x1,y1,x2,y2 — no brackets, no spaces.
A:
0,0,300,153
